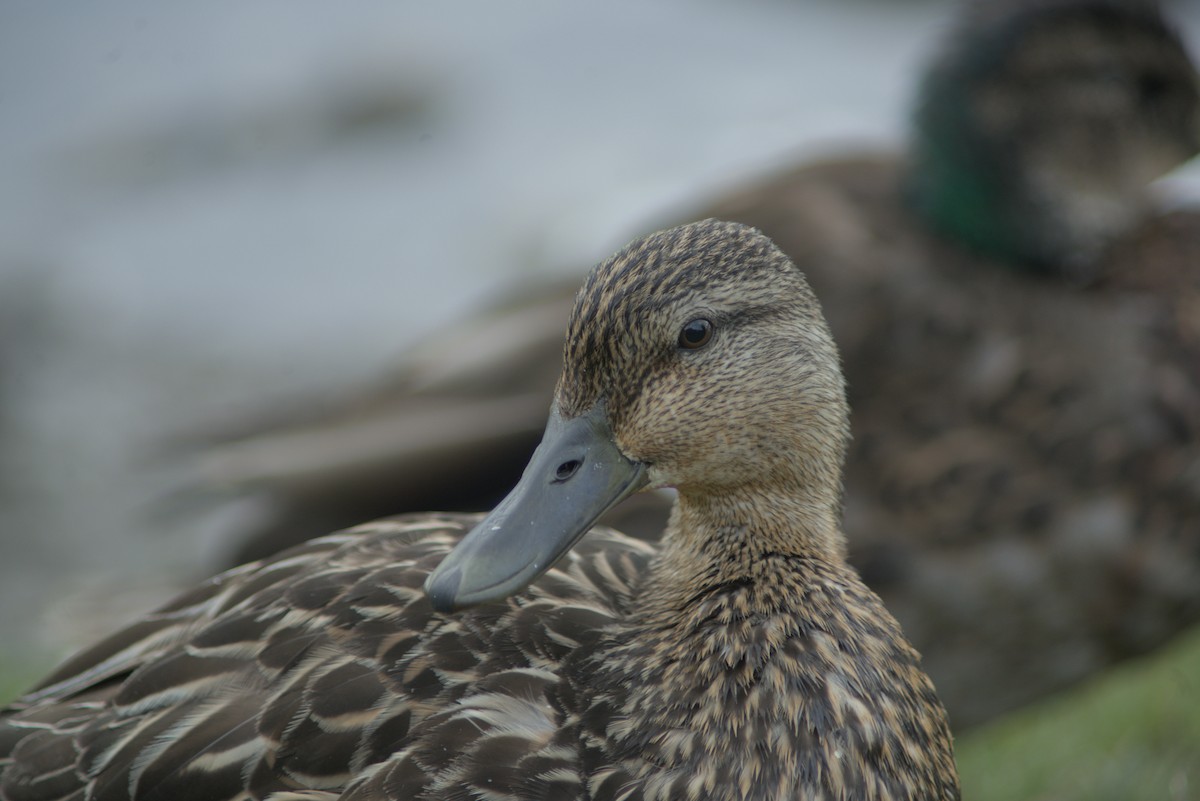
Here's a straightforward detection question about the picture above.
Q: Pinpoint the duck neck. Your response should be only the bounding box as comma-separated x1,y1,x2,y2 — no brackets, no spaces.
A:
635,483,846,624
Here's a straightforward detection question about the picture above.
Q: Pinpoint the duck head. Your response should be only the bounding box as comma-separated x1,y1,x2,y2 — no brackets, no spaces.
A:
426,220,848,611
909,0,1200,275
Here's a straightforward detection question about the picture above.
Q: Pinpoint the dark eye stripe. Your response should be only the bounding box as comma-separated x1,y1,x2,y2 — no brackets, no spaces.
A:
678,318,714,350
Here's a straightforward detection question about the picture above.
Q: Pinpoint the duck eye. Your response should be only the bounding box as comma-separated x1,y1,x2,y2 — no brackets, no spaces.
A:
678,318,714,350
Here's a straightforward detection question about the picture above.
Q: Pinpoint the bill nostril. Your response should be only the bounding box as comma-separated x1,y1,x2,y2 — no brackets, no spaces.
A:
554,459,583,482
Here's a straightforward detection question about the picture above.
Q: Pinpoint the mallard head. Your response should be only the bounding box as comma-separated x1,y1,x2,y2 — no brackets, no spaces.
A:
909,0,1200,276
426,220,848,611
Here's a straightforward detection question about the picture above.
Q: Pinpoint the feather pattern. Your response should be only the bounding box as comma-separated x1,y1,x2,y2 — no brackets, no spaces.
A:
3,517,957,800
2,517,658,801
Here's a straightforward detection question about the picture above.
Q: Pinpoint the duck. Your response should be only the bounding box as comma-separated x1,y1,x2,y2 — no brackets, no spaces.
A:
0,220,961,801
177,0,1200,731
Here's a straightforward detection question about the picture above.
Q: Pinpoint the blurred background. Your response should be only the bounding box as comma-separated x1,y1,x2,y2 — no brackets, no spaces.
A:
1,1,1198,798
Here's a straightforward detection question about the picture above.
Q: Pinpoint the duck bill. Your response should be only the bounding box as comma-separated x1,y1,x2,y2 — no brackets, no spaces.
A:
425,403,647,612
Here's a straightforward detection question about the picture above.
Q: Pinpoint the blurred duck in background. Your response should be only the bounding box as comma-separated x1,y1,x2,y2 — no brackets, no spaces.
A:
181,0,1200,730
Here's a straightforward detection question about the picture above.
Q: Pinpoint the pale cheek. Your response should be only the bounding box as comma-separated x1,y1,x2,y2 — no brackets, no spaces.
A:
620,384,708,449
622,414,762,490
644,463,676,491
616,358,780,485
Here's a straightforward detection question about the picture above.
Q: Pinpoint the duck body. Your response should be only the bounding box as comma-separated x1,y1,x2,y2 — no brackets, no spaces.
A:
2,221,959,800
0,519,954,801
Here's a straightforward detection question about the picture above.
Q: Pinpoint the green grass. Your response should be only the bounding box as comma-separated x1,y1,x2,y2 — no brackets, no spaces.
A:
0,662,44,707
957,626,1200,801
